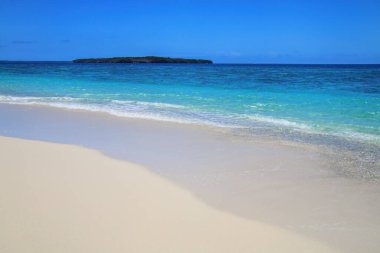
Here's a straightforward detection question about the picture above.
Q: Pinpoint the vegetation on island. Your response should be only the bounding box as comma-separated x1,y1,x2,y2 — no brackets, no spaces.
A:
73,56,213,64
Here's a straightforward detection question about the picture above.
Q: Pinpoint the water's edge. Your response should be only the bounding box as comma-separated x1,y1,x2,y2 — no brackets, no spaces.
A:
1,102,379,179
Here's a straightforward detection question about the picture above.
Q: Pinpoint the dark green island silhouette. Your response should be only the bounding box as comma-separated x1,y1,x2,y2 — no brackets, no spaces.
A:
73,56,213,64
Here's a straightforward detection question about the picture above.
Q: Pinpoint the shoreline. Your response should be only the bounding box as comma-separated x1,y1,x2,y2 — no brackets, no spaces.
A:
1,95,379,147
1,102,378,179
1,104,380,252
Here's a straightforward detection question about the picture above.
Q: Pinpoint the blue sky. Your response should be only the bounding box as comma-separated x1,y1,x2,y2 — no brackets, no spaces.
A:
1,0,380,63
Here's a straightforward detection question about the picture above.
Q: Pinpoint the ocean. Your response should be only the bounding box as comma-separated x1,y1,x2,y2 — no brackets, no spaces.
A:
0,62,379,147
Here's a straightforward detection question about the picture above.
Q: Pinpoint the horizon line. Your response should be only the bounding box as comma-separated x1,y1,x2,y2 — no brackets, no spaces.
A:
1,60,380,65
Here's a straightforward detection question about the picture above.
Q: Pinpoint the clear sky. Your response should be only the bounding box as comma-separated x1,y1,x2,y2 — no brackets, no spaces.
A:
1,0,380,63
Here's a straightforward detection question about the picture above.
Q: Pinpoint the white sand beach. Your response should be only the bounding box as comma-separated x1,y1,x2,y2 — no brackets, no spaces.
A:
0,136,338,253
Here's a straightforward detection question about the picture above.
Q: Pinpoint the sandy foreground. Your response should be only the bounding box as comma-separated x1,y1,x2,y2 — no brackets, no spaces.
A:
0,136,338,253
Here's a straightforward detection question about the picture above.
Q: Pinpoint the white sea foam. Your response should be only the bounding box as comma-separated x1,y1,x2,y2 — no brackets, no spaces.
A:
111,100,185,109
245,114,380,144
0,95,80,103
0,95,229,128
243,114,312,130
333,130,380,145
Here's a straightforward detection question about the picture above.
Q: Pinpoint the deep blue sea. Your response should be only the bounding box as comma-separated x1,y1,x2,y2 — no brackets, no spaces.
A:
1,62,379,146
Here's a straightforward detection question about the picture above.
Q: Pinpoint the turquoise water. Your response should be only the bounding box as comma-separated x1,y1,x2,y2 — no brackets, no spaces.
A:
0,62,379,145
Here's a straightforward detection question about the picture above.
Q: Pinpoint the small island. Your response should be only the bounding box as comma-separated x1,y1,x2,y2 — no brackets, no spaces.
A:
73,56,213,64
